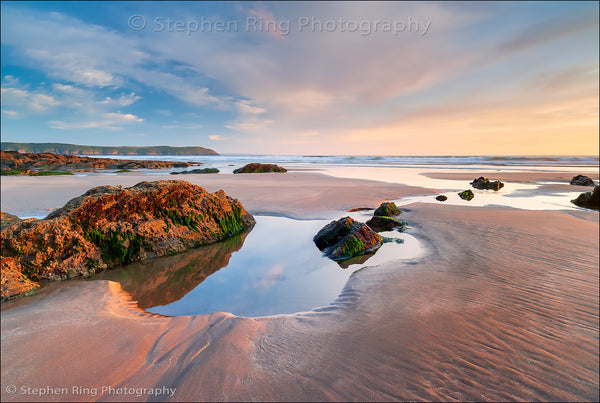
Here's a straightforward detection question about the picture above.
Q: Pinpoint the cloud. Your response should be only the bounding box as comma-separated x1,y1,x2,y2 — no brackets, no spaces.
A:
2,110,19,118
236,100,266,115
49,112,143,130
1,7,229,108
162,123,204,129
208,134,228,141
2,76,144,130
100,93,141,107
1,86,60,112
497,8,599,56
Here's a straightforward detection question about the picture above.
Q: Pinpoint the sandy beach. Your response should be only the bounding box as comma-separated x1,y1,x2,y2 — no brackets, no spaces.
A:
1,172,598,401
0,172,434,219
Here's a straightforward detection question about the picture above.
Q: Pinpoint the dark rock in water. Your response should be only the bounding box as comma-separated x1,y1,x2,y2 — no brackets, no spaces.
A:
570,175,595,186
0,180,255,300
571,185,600,210
373,202,401,217
366,216,407,232
233,163,287,173
313,216,383,261
458,189,475,201
470,176,504,191
435,195,448,202
171,168,219,175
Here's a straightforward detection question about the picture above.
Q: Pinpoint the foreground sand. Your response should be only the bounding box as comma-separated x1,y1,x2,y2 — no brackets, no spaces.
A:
1,173,598,401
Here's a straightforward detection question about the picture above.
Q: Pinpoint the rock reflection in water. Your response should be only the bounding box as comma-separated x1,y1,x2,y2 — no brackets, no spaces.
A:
336,251,377,268
94,230,249,309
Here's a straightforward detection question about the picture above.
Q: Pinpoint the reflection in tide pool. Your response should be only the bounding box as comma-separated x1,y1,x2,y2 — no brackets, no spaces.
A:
96,215,423,317
396,185,587,211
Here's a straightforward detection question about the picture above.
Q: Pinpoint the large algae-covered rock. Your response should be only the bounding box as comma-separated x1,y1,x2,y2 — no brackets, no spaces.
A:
233,163,287,173
470,176,504,191
571,185,600,210
313,217,383,262
0,180,255,300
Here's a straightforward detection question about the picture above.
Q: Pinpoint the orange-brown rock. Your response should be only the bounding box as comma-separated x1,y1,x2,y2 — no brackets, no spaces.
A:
1,212,21,231
0,180,254,300
1,257,39,299
0,150,200,174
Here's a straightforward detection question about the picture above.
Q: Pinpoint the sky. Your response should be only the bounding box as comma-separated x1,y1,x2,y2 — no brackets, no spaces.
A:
1,1,598,155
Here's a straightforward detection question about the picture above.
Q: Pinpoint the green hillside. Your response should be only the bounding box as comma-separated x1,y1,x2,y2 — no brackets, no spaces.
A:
1,142,218,156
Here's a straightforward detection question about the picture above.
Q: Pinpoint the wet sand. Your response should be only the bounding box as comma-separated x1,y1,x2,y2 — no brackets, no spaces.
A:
423,170,599,184
1,173,599,401
0,172,433,219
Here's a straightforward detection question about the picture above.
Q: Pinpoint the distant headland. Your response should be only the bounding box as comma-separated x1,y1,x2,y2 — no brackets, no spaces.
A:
0,142,218,156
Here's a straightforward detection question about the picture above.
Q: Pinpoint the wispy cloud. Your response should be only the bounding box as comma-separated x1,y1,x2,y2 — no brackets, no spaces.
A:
162,123,204,130
49,112,143,130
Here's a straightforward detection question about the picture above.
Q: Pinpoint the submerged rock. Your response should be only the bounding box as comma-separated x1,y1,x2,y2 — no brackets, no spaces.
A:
313,217,383,262
373,202,401,217
570,175,595,187
171,168,220,175
470,176,504,191
0,180,255,300
458,189,475,201
435,195,448,202
233,163,287,173
366,216,407,232
571,185,600,210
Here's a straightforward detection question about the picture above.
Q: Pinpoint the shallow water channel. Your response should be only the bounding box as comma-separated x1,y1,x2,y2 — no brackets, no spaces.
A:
94,214,423,317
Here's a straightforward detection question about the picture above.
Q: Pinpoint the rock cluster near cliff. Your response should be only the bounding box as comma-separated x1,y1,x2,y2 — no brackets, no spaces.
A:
313,217,383,262
233,163,287,173
0,180,255,300
0,151,200,175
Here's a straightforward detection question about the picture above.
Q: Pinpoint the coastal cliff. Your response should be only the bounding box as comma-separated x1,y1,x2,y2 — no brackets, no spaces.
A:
1,142,218,156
